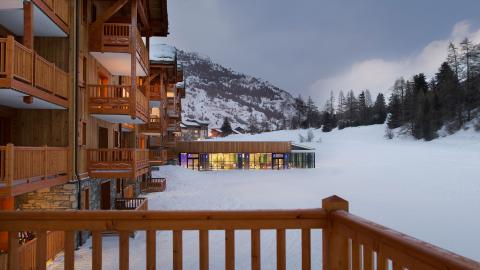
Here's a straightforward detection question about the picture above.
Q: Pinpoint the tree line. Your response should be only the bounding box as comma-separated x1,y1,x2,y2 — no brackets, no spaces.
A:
243,38,479,141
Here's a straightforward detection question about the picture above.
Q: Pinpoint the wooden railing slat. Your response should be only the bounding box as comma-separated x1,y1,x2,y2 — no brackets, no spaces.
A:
146,230,156,270
363,245,374,270
377,250,387,270
119,231,130,270
301,228,311,270
36,231,47,270
276,229,286,270
64,231,75,270
251,229,261,270
199,230,209,270
173,230,183,270
352,240,360,270
225,230,235,270
92,231,102,270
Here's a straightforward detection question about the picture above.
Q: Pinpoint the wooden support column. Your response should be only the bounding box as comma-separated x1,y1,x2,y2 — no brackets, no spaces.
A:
23,1,34,49
322,195,349,270
130,0,138,119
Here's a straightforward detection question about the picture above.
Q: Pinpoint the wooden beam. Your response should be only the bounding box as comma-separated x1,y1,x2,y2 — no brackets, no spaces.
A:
90,0,129,31
130,0,138,118
23,2,34,49
138,0,150,30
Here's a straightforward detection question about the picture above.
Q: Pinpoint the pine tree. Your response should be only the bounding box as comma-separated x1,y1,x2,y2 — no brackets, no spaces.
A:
447,42,460,80
247,114,260,134
387,94,402,129
372,93,387,124
220,117,233,135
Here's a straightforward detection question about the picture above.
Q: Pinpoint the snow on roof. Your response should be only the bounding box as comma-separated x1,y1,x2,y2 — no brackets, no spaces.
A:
150,44,176,62
176,81,185,89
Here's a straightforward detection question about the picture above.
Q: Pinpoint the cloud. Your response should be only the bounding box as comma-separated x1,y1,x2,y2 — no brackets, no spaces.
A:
309,21,480,104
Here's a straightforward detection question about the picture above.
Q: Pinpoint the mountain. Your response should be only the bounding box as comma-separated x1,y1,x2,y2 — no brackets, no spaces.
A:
177,50,296,131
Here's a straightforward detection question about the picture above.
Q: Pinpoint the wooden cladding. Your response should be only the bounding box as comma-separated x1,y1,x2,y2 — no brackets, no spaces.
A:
0,36,70,106
148,149,167,164
87,84,149,122
1,196,478,270
114,197,148,210
176,141,292,154
0,144,69,195
86,148,149,179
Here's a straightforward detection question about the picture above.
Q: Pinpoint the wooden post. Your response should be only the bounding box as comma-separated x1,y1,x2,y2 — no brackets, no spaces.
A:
43,145,48,179
5,36,14,79
322,195,349,270
130,0,138,119
5,143,14,186
36,231,47,270
64,231,75,270
23,2,34,50
7,231,19,270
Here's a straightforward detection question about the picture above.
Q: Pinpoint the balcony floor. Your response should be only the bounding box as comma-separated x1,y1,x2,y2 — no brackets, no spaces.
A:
91,114,146,124
0,88,66,109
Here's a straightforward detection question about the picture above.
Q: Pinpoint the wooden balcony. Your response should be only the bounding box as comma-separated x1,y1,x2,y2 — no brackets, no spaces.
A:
140,116,165,135
0,196,478,270
141,177,166,193
87,84,149,123
86,149,149,179
148,149,168,166
149,83,166,101
114,197,148,210
167,119,181,132
0,36,69,109
89,23,149,76
0,144,69,197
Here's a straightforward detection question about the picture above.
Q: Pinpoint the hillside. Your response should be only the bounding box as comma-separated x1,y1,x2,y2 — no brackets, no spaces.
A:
177,50,296,130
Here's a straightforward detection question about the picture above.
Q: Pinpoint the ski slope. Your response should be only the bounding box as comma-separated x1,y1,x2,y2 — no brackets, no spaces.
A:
50,124,480,269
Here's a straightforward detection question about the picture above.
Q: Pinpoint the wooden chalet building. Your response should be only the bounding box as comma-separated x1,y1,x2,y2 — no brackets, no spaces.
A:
181,119,209,141
0,1,479,270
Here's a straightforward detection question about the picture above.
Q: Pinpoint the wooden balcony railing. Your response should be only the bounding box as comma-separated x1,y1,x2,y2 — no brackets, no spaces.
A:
114,197,148,210
0,144,69,196
149,83,165,100
91,23,149,74
0,196,478,270
88,84,149,122
86,148,149,179
140,116,165,134
11,231,64,270
0,36,70,105
141,177,166,193
149,149,168,165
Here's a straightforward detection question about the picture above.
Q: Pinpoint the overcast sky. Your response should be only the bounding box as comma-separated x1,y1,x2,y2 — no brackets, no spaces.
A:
153,0,480,105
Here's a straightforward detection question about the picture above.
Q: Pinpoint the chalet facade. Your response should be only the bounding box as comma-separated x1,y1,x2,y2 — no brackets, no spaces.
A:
181,119,209,141
0,0,180,264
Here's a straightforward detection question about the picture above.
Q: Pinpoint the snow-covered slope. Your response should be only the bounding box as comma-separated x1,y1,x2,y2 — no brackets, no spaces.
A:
178,50,296,130
50,124,480,269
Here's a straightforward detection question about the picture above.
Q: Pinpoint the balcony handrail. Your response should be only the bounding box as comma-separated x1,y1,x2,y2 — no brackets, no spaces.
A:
1,196,478,270
86,148,149,175
0,144,69,187
114,197,148,210
0,36,69,101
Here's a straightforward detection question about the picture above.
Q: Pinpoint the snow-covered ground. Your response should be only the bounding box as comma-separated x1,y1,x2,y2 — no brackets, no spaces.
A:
50,124,480,269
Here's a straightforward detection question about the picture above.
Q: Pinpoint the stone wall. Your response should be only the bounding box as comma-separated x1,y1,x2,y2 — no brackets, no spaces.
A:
15,183,78,210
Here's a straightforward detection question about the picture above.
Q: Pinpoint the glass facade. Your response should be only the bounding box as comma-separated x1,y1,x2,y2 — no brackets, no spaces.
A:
179,152,315,170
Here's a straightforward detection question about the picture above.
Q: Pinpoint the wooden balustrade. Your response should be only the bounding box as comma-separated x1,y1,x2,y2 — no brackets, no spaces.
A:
15,231,64,270
114,197,148,210
141,177,166,193
0,36,69,105
150,84,165,100
86,148,149,178
0,144,68,190
149,149,168,162
0,196,478,270
94,23,148,74
88,84,148,122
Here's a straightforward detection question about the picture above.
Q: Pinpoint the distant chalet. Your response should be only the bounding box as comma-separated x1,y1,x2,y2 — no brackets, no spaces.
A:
176,141,315,170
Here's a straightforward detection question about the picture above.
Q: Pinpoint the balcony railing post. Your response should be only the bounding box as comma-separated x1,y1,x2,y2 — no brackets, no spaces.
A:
43,145,48,180
5,143,14,186
5,36,14,79
322,195,349,270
